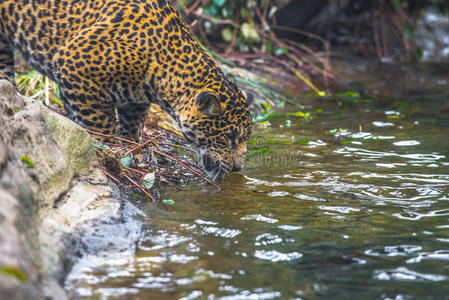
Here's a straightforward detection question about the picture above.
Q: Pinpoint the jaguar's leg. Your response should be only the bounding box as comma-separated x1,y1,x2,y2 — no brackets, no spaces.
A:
58,83,117,136
0,36,16,85
54,28,120,136
117,103,150,141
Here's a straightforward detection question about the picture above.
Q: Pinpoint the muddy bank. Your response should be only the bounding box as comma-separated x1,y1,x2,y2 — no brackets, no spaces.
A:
0,80,143,299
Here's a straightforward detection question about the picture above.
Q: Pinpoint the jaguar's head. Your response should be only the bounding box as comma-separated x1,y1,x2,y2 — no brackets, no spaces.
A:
175,84,253,181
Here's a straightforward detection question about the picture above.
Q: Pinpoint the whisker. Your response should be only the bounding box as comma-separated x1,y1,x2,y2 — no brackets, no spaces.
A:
206,165,220,180
211,165,221,182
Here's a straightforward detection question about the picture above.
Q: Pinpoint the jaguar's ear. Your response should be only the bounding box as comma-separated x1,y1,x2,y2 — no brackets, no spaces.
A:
242,90,254,105
196,92,221,116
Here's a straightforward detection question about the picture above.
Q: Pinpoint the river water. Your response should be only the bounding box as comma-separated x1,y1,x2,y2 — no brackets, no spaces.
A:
66,64,449,299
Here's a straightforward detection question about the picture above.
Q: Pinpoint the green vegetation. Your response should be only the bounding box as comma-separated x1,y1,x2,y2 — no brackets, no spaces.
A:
15,69,62,108
20,155,34,168
176,0,329,96
0,266,27,282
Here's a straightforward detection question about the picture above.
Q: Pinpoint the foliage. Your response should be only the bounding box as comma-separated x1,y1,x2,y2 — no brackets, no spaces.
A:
15,68,62,108
176,0,330,95
178,0,447,63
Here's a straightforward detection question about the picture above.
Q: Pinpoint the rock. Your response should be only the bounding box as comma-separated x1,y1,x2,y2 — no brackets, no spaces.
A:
0,79,142,299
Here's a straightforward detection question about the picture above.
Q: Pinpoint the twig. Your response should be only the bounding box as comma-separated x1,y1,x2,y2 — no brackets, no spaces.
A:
158,142,196,152
184,0,207,15
153,148,220,190
123,173,156,202
86,129,140,145
100,167,121,184
45,104,66,116
269,24,331,63
225,26,238,56
372,4,383,60
123,133,163,156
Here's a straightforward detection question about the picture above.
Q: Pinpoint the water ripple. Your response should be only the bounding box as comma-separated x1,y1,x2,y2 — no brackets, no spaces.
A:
139,231,190,251
335,147,445,161
277,225,303,231
255,233,284,246
220,290,282,300
293,193,327,202
364,245,422,257
393,140,421,146
241,214,279,224
374,267,447,282
253,250,303,262
202,226,241,238
319,206,360,214
407,250,449,263
373,121,395,127
393,209,449,220
348,172,449,184
268,191,291,197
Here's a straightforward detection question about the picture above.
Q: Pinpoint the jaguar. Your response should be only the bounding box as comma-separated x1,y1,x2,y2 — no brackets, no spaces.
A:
0,0,253,180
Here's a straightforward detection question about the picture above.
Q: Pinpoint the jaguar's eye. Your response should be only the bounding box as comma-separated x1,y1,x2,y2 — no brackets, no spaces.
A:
226,132,236,140
226,133,237,149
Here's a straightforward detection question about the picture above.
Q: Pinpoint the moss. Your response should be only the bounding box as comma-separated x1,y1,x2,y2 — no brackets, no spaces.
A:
0,266,27,282
20,155,34,168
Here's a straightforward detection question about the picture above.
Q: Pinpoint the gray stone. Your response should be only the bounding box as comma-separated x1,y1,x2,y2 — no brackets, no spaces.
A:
0,79,142,299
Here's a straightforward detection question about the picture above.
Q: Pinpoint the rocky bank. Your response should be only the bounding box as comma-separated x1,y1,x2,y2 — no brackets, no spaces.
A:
0,79,143,299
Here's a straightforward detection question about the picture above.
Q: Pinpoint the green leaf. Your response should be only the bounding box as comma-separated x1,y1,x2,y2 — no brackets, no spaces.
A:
285,111,311,119
92,141,103,148
162,199,175,205
126,192,144,199
297,138,309,145
202,5,218,16
142,172,155,189
240,8,249,18
120,156,132,167
275,47,287,56
404,27,414,40
255,120,271,128
387,115,400,119
265,40,273,53
222,6,232,18
260,102,272,111
222,27,233,42
213,0,225,7
292,111,305,117
241,23,260,41
20,155,34,168
335,91,360,98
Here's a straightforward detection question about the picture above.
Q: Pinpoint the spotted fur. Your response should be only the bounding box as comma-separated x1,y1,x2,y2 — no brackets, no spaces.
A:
0,0,253,179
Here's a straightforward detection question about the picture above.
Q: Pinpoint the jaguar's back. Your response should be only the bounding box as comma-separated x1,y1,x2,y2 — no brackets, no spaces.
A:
1,1,99,79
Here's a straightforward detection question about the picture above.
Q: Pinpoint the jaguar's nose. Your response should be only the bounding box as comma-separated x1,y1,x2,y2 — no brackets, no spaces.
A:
232,164,242,172
232,156,245,172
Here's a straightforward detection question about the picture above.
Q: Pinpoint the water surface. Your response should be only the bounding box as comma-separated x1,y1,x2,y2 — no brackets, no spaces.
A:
66,67,449,299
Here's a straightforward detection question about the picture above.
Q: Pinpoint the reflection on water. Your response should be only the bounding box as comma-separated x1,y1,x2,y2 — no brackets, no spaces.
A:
66,77,449,299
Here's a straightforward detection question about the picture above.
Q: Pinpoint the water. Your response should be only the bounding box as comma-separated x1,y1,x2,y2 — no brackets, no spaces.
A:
66,67,449,299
